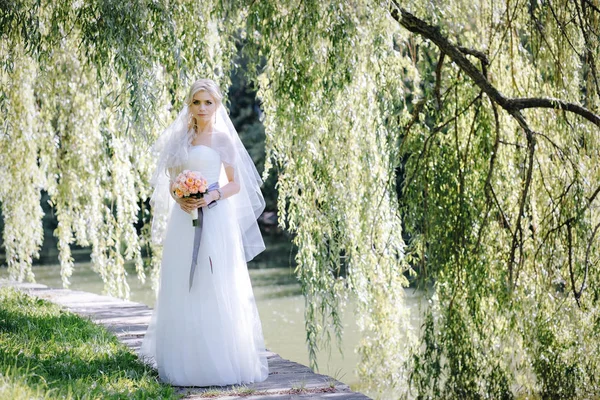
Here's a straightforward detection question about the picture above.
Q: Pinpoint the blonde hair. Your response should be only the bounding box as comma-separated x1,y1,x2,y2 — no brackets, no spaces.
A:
186,78,223,106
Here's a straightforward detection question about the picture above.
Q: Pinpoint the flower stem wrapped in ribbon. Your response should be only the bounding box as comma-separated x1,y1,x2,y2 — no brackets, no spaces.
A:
172,169,220,290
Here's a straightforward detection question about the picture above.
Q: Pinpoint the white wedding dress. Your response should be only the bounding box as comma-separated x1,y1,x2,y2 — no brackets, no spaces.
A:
139,144,269,387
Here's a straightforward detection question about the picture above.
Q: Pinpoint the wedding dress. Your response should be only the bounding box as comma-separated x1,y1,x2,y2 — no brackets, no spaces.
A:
139,142,269,387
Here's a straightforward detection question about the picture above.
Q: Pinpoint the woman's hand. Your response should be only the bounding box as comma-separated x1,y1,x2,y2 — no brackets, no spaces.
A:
176,196,202,213
174,193,216,213
170,183,216,213
197,192,215,208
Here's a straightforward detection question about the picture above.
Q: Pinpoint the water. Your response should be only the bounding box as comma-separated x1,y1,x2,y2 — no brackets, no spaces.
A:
1,246,425,397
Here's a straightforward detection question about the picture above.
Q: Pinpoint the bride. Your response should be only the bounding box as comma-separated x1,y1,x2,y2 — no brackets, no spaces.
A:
139,78,269,387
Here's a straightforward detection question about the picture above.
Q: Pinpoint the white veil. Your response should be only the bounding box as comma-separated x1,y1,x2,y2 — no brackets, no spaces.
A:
149,103,266,262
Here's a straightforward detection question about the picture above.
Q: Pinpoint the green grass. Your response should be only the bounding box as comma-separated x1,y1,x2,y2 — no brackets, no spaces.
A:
0,287,179,399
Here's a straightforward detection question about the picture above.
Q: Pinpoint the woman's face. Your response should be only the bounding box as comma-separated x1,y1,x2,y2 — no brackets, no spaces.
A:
189,90,217,125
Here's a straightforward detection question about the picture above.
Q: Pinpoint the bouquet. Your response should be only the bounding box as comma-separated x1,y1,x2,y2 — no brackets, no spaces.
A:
172,170,209,226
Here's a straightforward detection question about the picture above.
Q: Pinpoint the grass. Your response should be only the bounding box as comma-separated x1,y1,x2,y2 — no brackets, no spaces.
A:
290,378,307,392
233,385,257,396
188,385,257,398
0,287,179,399
194,386,338,398
328,367,346,388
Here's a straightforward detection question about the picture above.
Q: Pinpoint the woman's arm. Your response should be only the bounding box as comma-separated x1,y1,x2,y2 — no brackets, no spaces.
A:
197,165,239,207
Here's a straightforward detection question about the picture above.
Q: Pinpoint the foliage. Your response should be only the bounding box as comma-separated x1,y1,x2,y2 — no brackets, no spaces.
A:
227,48,279,211
1,0,600,398
0,287,178,399
394,1,600,398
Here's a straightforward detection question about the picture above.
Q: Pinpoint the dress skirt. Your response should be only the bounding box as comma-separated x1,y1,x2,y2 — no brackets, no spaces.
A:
139,197,269,386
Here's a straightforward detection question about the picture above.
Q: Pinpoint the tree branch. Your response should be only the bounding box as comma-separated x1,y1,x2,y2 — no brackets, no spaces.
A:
457,46,489,66
536,182,600,257
475,98,500,252
566,221,581,308
583,0,600,15
574,1,600,104
389,4,600,128
508,130,536,288
511,98,600,126
434,51,445,108
581,221,600,300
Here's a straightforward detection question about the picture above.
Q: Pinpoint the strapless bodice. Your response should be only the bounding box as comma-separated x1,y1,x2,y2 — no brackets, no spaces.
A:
184,145,221,184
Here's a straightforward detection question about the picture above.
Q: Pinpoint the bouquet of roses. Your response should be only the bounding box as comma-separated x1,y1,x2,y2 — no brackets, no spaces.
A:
172,170,209,226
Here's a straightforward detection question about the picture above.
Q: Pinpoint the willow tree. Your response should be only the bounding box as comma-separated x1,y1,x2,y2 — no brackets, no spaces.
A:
1,0,600,398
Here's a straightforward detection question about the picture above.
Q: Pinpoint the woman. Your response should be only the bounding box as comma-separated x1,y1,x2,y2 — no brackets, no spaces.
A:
139,79,269,387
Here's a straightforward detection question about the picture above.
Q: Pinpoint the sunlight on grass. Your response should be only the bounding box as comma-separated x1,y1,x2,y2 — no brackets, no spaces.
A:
0,287,179,399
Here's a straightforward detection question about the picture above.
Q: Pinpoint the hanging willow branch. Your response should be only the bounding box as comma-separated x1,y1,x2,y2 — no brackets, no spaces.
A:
390,2,600,289
389,3,600,129
3,2,600,396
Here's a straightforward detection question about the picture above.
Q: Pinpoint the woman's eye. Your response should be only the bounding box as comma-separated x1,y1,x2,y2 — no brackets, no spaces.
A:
206,101,212,105
193,100,200,105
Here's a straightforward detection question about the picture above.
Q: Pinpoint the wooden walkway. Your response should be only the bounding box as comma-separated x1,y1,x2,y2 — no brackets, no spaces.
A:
0,279,371,399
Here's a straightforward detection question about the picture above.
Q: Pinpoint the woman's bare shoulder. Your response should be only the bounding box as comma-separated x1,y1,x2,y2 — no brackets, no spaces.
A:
212,131,234,146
